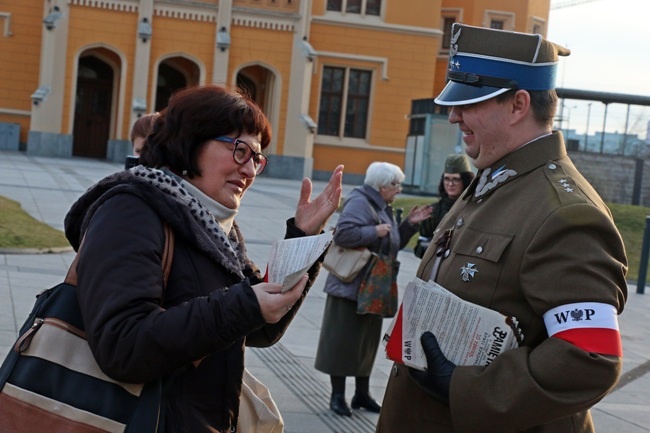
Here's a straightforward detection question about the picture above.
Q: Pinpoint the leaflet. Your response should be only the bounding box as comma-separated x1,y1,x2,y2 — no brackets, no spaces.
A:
383,278,522,370
267,230,334,292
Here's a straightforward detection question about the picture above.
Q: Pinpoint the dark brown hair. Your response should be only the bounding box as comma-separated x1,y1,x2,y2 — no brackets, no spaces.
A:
130,113,158,143
437,171,475,196
495,89,558,128
139,85,271,177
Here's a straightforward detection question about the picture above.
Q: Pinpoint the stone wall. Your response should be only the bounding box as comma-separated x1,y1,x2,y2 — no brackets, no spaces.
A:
568,152,650,207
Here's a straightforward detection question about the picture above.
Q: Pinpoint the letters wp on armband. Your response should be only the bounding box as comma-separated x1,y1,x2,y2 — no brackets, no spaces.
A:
543,302,622,357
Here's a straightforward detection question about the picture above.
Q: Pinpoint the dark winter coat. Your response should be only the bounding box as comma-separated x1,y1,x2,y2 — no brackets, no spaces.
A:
64,167,320,433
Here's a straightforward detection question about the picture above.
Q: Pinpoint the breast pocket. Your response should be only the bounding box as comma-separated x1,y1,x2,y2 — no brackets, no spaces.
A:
440,227,514,304
454,227,512,264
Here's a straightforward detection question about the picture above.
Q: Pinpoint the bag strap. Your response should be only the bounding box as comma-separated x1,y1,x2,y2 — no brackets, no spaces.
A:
64,223,175,288
368,202,394,254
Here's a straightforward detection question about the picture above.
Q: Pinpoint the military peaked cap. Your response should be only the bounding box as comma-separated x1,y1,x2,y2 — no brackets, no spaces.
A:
435,23,570,106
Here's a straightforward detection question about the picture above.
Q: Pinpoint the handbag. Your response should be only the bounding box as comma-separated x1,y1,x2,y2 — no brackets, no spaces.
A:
238,368,284,433
322,243,373,283
356,251,400,318
0,224,174,433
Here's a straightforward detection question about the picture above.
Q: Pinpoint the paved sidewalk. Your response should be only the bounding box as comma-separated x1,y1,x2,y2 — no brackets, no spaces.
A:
1,150,649,432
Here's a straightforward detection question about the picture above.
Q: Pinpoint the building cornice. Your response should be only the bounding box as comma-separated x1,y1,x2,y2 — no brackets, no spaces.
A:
68,0,138,12
69,0,298,30
312,15,441,38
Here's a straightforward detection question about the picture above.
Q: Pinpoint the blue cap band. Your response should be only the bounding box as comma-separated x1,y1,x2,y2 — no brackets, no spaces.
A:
450,54,558,91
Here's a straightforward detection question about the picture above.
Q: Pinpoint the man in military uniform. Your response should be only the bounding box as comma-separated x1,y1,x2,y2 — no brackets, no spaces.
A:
377,23,627,433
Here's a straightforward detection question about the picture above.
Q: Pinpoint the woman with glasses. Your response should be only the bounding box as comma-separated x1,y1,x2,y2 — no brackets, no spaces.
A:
414,154,475,258
315,161,431,417
63,84,343,433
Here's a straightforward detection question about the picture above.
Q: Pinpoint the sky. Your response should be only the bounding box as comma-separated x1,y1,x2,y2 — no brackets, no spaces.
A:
547,0,649,140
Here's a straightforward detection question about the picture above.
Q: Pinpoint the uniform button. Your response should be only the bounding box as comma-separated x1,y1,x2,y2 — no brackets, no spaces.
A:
456,218,464,228
444,249,450,258
476,246,483,254
392,365,399,377
548,163,557,170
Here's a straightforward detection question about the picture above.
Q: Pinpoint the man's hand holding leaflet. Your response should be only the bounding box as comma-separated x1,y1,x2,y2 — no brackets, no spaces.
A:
385,278,522,369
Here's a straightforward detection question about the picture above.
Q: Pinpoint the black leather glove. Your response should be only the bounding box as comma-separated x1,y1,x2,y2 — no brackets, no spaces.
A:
408,331,456,404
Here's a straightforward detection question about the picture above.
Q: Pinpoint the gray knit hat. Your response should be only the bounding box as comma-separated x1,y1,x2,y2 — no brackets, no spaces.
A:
435,23,570,106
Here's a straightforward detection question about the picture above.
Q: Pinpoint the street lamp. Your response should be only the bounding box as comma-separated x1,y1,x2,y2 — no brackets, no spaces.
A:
585,102,592,151
563,104,577,140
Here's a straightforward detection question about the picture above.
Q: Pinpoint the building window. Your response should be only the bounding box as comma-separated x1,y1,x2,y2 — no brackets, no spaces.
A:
484,10,514,31
490,20,504,29
327,0,381,16
530,18,546,35
442,17,456,49
318,66,372,139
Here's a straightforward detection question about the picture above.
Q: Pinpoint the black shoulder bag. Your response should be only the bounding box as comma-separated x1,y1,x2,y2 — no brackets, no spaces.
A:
0,224,174,433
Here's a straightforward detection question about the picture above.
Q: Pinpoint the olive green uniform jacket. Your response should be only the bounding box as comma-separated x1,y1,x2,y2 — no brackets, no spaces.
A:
377,132,628,433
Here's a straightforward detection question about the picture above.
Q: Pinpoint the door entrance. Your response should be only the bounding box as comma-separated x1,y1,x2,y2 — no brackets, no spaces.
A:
73,56,113,158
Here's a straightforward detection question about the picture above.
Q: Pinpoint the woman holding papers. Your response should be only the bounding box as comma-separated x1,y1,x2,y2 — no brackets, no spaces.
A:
315,162,431,417
63,84,343,433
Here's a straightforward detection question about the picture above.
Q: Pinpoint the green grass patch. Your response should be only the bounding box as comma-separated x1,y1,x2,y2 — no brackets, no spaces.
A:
0,195,70,250
393,196,650,283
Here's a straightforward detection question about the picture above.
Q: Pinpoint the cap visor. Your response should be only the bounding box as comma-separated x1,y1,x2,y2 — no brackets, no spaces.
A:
434,81,510,106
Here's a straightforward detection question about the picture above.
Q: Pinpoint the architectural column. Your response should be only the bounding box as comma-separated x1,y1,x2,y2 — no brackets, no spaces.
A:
272,0,316,179
28,0,71,156
131,0,154,124
212,0,232,84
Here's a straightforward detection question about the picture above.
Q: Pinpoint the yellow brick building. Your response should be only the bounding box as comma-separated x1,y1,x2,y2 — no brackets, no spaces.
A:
0,0,550,181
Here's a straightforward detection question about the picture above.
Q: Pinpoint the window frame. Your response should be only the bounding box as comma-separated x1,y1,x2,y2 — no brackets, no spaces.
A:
483,10,515,31
439,9,462,55
530,17,546,35
326,0,382,18
317,65,373,141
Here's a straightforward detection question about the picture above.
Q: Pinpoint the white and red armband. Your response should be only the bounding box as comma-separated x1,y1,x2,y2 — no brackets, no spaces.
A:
543,302,622,357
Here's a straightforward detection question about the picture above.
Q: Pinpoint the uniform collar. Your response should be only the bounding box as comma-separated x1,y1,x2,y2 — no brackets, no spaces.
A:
463,131,566,200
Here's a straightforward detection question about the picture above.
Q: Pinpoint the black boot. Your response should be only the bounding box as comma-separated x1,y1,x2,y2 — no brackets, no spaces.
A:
330,393,352,416
351,392,381,413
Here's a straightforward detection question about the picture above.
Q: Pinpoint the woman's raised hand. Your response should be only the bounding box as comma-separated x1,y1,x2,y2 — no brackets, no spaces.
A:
294,165,344,235
407,205,433,224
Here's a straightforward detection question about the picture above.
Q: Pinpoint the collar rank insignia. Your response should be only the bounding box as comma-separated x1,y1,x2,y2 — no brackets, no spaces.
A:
460,263,478,282
474,167,518,198
558,179,574,193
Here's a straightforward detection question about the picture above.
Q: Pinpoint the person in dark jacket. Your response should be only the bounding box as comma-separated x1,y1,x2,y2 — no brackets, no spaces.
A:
414,154,475,258
64,84,343,433
314,162,431,417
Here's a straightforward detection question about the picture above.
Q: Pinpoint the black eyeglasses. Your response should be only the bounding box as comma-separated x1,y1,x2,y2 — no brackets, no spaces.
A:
443,176,462,185
214,136,268,175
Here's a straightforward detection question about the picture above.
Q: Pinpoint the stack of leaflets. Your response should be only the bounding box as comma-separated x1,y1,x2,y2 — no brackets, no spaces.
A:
383,278,523,370
266,230,334,292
